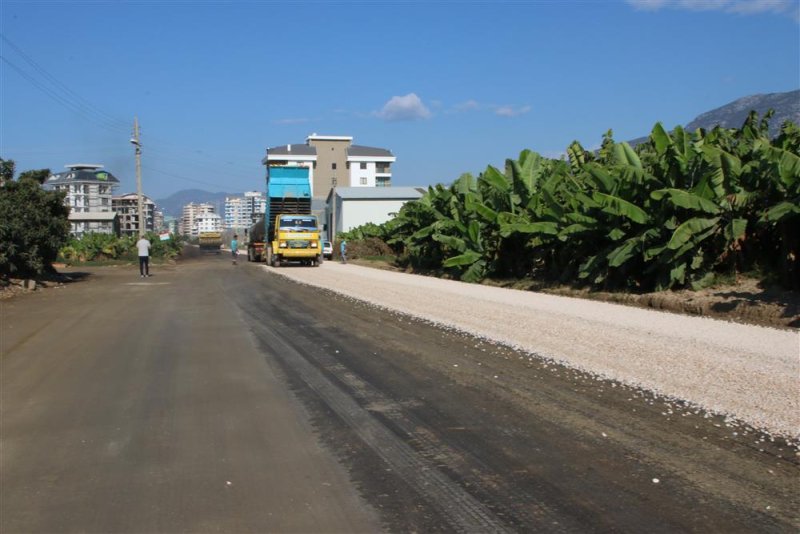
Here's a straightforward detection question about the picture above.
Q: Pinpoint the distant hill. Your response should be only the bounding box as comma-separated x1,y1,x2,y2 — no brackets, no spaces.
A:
155,189,234,219
629,89,799,146
686,90,799,137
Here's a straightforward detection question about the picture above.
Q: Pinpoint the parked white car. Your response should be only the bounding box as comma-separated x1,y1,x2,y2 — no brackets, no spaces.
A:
322,241,333,260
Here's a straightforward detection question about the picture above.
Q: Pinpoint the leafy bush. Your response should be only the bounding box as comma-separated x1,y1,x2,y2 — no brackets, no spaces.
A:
0,166,70,277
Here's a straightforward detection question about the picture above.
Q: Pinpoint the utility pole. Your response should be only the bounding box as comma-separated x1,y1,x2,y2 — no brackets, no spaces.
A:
131,117,144,238
330,176,337,243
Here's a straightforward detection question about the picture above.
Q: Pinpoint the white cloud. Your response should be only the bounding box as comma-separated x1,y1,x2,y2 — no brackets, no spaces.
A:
626,0,799,19
493,105,532,118
374,93,431,121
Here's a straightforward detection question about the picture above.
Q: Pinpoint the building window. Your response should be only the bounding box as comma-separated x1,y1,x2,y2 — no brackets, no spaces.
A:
332,163,337,170
360,162,367,170
360,177,367,185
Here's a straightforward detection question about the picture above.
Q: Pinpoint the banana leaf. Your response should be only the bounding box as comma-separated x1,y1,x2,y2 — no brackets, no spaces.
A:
651,188,721,214
666,217,719,250
613,142,642,169
465,194,497,222
499,221,559,238
592,192,649,224
460,259,487,283
443,250,482,267
759,201,800,223
585,164,615,192
651,122,672,156
607,238,640,268
482,166,511,194
608,228,626,241
723,218,747,243
432,233,466,252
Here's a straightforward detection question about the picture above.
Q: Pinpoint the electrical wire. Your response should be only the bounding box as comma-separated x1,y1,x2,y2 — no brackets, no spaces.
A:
2,35,265,193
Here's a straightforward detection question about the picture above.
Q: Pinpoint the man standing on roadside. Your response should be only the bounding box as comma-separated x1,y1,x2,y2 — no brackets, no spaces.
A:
340,239,347,264
231,234,239,265
136,235,151,278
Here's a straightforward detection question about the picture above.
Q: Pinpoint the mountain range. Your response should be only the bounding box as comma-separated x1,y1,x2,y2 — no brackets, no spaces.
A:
157,90,799,217
628,89,798,147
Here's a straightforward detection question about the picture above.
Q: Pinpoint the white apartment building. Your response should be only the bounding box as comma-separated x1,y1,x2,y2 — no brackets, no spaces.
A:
180,202,215,236
194,213,222,234
224,191,266,230
112,193,157,236
44,164,119,237
262,134,396,199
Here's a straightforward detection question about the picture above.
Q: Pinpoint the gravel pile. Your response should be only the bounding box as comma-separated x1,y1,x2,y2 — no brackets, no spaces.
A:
265,263,800,440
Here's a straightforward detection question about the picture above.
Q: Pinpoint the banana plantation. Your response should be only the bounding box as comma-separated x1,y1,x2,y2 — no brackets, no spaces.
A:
345,112,799,291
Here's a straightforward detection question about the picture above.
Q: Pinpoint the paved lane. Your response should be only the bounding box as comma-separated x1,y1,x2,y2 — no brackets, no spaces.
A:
1,257,381,533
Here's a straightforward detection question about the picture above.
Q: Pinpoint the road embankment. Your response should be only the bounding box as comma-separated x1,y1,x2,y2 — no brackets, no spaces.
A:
265,262,799,441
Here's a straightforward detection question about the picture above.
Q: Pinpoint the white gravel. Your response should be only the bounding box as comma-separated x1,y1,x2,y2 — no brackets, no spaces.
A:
265,263,800,440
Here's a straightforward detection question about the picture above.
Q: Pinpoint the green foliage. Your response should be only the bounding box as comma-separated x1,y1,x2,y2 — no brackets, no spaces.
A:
331,112,800,290
0,164,70,277
59,232,182,263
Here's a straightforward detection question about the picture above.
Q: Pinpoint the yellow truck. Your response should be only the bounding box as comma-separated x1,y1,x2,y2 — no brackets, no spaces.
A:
266,214,322,267
198,231,223,252
260,165,322,267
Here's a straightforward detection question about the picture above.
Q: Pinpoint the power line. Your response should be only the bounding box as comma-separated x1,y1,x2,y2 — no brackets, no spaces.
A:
2,34,267,190
0,55,129,135
1,34,131,132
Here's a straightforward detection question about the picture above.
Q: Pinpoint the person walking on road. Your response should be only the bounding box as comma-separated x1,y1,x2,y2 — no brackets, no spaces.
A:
231,234,239,265
340,239,347,264
136,235,151,278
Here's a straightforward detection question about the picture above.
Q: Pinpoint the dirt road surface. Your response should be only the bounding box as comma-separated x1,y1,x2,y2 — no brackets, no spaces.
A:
2,253,798,532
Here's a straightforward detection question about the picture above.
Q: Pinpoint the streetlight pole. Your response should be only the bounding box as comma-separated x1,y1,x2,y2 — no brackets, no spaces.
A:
131,117,144,238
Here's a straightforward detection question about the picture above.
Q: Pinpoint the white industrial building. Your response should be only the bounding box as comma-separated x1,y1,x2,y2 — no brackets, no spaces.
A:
326,187,425,237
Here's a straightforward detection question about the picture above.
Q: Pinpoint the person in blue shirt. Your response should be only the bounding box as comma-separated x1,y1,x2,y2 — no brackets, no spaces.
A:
340,239,347,264
231,234,238,265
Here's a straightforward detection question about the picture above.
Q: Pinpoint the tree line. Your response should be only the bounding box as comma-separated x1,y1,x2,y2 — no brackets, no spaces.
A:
340,112,799,290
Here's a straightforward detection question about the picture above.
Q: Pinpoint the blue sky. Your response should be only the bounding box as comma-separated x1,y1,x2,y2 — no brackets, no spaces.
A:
2,0,798,200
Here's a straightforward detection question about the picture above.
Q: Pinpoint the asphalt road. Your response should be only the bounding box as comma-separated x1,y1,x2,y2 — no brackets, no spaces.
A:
2,253,798,533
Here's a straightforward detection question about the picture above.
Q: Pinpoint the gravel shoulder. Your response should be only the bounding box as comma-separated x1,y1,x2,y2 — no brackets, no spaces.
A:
266,262,800,441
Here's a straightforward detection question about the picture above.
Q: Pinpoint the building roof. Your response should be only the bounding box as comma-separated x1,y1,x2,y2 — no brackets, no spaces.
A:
266,144,317,156
46,166,120,186
347,145,394,158
332,187,425,201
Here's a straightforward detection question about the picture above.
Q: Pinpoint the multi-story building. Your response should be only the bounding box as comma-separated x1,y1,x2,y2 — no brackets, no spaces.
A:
112,193,156,236
224,191,266,230
262,134,396,199
154,209,165,232
180,202,215,236
43,164,119,237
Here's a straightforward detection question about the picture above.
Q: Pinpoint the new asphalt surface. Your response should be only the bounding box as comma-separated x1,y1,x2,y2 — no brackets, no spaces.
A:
2,252,797,532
